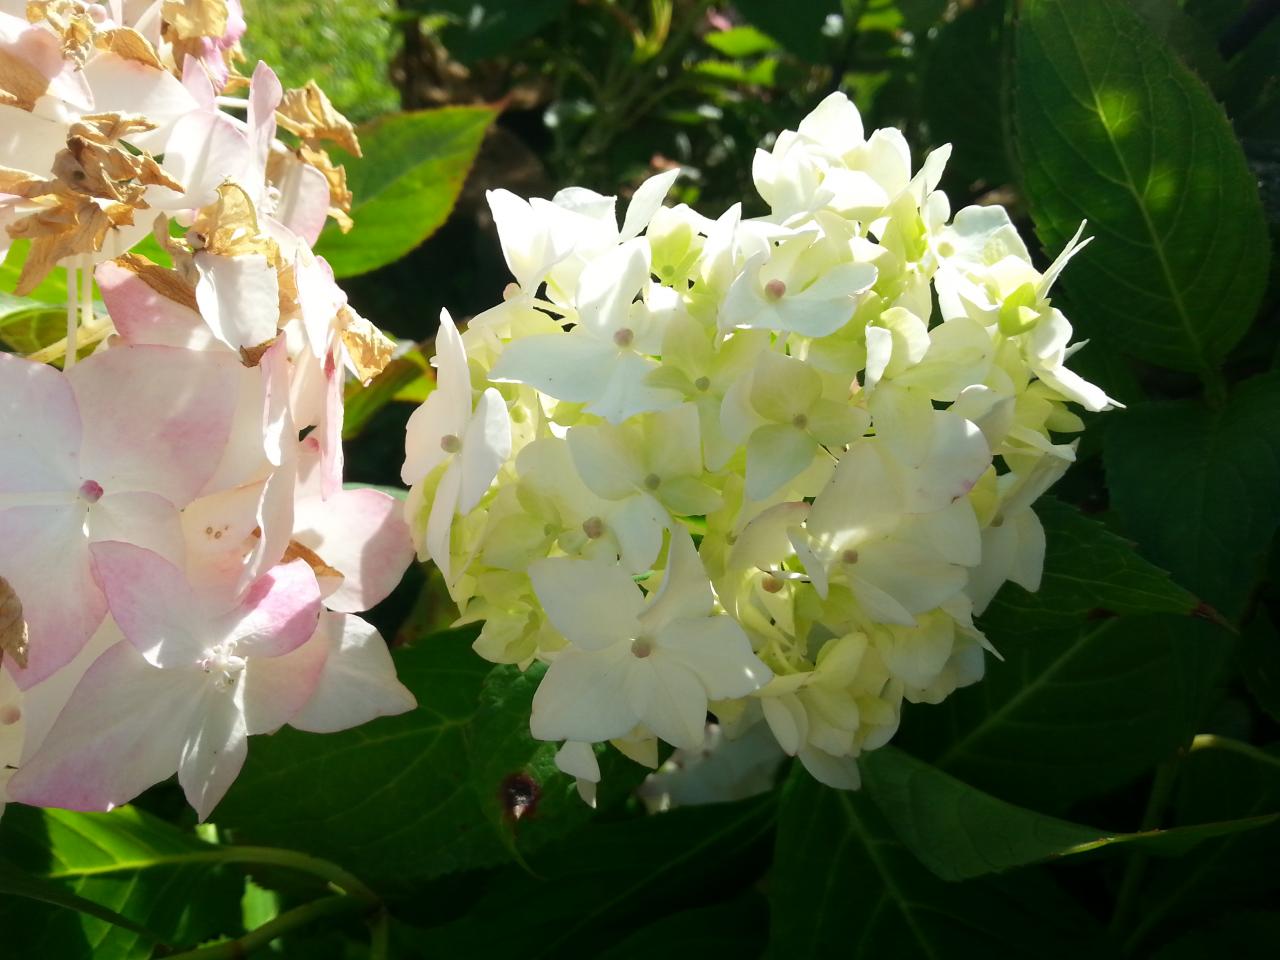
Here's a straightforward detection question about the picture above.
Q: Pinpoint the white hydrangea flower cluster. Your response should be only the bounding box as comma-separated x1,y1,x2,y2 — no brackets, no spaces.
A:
401,92,1116,800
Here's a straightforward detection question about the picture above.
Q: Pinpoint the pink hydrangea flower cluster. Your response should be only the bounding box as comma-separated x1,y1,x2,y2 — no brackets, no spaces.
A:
0,1,415,821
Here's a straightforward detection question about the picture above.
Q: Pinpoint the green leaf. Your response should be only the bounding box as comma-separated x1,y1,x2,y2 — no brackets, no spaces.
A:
0,859,167,947
0,806,241,960
768,769,1105,958
405,796,776,958
703,26,779,58
1011,498,1200,622
1104,372,1280,622
0,292,67,354
215,628,596,896
898,499,1230,810
1014,0,1270,372
923,0,1010,188
314,107,496,279
734,0,837,62
860,746,1277,882
405,0,572,64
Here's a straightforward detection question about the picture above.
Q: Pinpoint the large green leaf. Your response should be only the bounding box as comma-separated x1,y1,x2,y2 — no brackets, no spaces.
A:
897,499,1228,810
1014,0,1269,373
767,770,1104,958
0,806,241,960
314,107,495,279
215,628,597,896
1240,612,1280,723
0,292,67,355
404,796,776,959
1014,498,1200,622
861,746,1277,882
595,893,769,960
1104,373,1280,622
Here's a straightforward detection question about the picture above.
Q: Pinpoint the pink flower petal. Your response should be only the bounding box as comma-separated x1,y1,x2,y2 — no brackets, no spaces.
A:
95,258,217,350
0,351,81,494
90,541,205,668
69,344,244,506
220,559,322,659
0,506,106,687
6,641,205,812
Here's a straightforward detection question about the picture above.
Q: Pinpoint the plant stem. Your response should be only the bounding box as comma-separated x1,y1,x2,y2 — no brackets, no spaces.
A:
199,846,381,906
1190,733,1280,772
164,895,358,960
1109,754,1181,940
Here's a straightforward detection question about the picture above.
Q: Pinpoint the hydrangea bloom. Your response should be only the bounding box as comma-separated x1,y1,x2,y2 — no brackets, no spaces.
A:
402,91,1116,796
1,2,414,821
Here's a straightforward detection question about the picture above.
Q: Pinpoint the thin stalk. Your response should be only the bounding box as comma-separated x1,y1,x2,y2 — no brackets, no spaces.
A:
64,265,77,369
1109,755,1181,939
164,895,358,960
1190,733,1280,773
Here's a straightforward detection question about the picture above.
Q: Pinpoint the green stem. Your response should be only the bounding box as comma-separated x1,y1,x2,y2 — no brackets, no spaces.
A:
1109,755,1181,940
369,907,391,960
201,847,381,906
1190,733,1280,772
164,896,359,960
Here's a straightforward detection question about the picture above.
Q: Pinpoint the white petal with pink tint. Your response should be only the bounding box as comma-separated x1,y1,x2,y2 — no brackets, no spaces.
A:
0,351,81,494
289,614,416,733
6,641,205,813
218,559,322,659
69,344,243,506
90,540,205,668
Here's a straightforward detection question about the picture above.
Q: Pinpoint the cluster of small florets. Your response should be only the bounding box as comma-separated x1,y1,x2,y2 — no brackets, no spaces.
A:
0,1,414,821
402,92,1115,800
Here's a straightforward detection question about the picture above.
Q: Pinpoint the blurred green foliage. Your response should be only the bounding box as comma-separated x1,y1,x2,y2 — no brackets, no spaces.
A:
239,0,400,123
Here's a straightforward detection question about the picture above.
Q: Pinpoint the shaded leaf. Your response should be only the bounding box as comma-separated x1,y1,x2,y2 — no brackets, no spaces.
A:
1014,0,1269,372
215,628,595,896
0,806,241,960
405,796,775,959
898,495,1230,810
315,107,496,278
1104,373,1280,622
734,0,837,62
1127,742,1280,954
861,746,1277,882
404,0,572,64
595,892,768,960
768,769,1105,958
923,0,1010,188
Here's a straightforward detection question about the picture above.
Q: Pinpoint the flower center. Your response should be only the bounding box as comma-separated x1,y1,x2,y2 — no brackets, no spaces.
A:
613,327,635,348
630,637,654,658
761,574,784,593
78,479,104,504
791,412,809,430
694,375,711,392
198,641,246,691
582,516,605,539
841,548,859,565
643,473,661,491
440,434,462,454
764,279,787,301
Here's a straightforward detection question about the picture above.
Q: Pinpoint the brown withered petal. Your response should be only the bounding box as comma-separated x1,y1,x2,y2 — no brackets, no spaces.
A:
26,1,94,65
277,81,362,157
339,306,396,383
281,540,344,584
161,0,229,40
192,182,279,261
76,113,160,143
0,47,50,112
0,575,30,671
238,338,277,368
115,251,200,311
0,165,52,198
296,142,355,230
94,27,165,70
